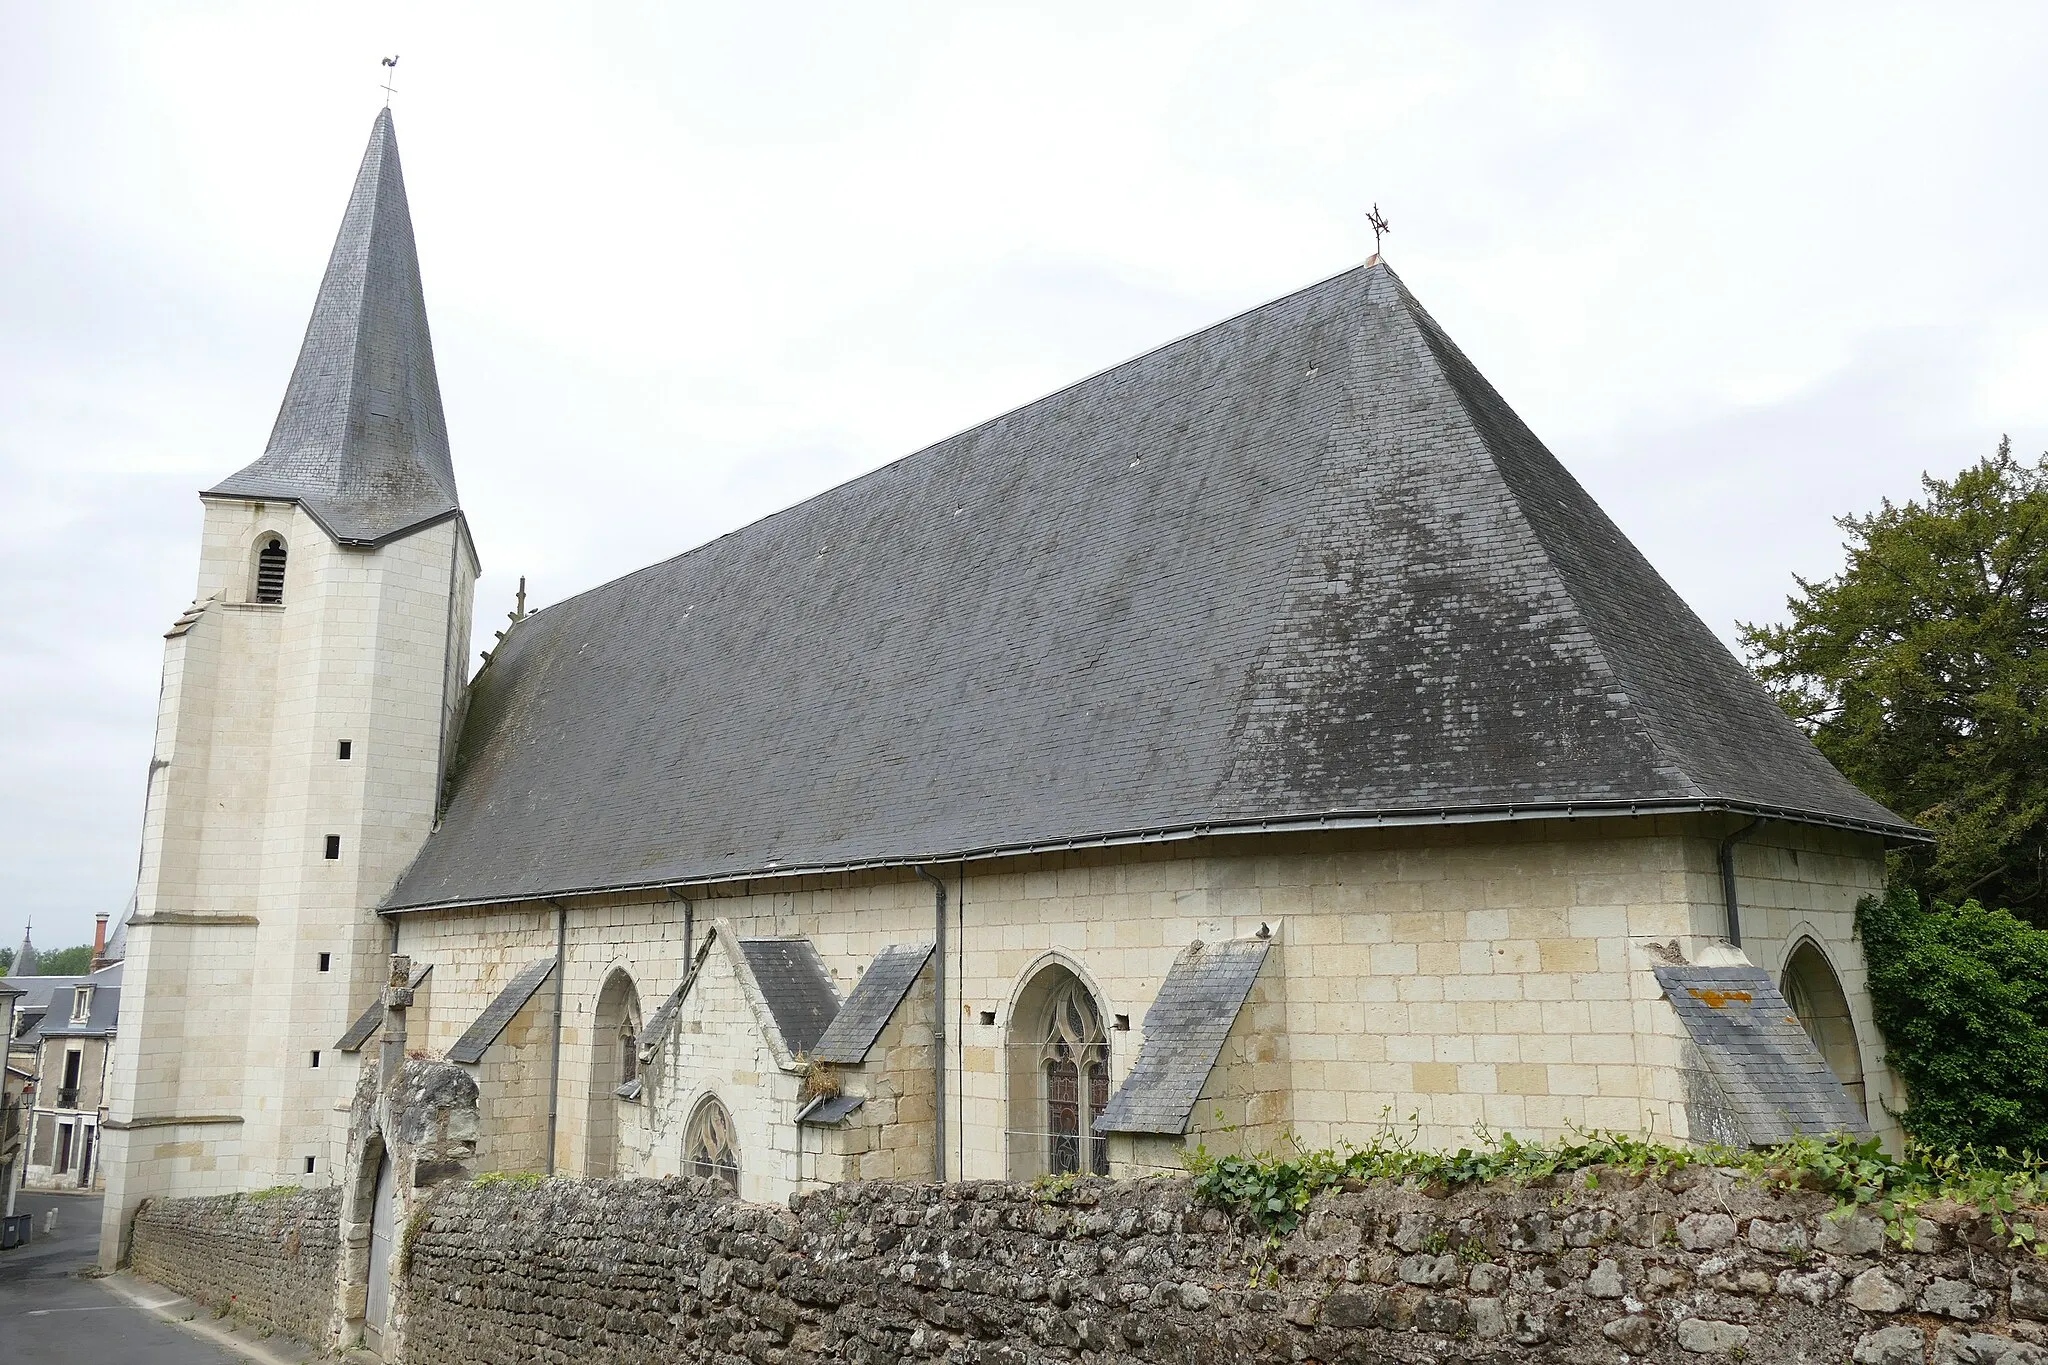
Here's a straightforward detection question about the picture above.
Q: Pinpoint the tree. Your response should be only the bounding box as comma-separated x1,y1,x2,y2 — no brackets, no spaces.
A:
0,946,11,975
35,945,95,976
1741,440,2048,920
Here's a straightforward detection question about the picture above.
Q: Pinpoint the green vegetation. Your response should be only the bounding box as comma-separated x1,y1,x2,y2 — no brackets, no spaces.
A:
1183,1126,2048,1251
1741,440,2048,921
470,1170,546,1190
245,1185,304,1203
1859,885,2048,1152
36,944,96,976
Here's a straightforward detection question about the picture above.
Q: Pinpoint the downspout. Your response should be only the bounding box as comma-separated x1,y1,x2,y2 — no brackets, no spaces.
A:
545,900,568,1175
1718,818,1765,947
914,866,947,1182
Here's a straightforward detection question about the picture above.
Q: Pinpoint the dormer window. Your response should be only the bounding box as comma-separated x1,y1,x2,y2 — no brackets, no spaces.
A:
71,985,92,1024
254,536,287,604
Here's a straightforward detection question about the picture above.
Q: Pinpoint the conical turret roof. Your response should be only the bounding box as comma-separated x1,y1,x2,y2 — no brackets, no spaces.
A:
386,260,1915,912
209,108,459,544
13,921,35,976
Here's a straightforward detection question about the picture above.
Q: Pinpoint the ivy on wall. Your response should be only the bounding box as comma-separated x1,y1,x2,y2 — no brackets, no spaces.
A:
1859,884,2048,1153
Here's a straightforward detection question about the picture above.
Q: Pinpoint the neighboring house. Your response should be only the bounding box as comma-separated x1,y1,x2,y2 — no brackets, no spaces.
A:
7,961,122,1193
104,105,1918,1283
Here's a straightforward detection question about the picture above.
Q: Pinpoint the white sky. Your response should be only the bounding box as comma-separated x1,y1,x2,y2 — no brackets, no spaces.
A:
3,2,2045,951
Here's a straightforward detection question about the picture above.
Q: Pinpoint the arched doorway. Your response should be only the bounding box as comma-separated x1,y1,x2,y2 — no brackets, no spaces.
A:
341,1134,395,1352
685,1094,740,1192
1781,939,1866,1118
1005,963,1111,1181
585,968,642,1177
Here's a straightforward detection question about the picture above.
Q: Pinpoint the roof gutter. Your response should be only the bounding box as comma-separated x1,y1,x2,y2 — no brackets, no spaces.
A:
380,796,1926,917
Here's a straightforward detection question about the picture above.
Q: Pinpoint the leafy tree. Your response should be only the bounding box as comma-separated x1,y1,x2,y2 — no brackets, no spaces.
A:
0,946,11,975
1858,884,2048,1151
36,945,95,975
1741,440,2048,919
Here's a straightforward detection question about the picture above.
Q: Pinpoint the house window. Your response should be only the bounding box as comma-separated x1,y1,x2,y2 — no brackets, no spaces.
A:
685,1095,740,1193
60,1049,83,1109
55,1122,73,1174
71,987,91,1023
324,835,341,860
254,536,287,604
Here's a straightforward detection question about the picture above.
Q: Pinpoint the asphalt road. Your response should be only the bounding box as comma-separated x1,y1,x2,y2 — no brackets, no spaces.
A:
0,1191,241,1363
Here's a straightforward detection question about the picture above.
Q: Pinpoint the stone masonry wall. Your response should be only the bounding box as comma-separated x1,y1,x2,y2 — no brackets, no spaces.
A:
382,1171,2048,1365
130,1186,339,1344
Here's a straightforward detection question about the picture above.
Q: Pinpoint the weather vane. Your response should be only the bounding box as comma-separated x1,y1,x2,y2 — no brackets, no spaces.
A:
380,55,400,106
1367,203,1390,257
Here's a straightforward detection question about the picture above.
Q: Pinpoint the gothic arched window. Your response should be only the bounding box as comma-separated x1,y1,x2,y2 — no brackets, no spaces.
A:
1005,966,1111,1180
254,536,287,604
686,1095,740,1192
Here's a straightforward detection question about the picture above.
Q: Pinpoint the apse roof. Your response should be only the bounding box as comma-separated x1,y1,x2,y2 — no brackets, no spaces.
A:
386,261,1914,911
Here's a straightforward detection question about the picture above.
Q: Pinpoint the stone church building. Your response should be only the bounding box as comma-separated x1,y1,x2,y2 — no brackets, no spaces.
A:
99,110,1916,1273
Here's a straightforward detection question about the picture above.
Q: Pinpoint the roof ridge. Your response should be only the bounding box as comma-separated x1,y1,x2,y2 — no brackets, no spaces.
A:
1372,265,1707,802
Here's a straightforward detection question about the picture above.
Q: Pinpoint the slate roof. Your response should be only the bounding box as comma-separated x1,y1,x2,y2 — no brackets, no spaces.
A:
386,261,1911,911
796,1093,866,1127
809,943,934,1065
335,961,435,1053
208,109,460,546
1096,938,1270,1135
447,958,553,1065
738,940,840,1056
11,976,122,1043
1655,965,1867,1143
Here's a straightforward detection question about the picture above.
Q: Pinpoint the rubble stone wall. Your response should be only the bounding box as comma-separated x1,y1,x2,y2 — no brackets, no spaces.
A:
130,1186,339,1344
392,1170,2048,1365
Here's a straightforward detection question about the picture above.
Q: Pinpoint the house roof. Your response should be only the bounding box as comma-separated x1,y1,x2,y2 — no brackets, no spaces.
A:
385,261,1911,912
17,981,121,1042
207,109,460,546
1097,937,1270,1136
737,940,840,1057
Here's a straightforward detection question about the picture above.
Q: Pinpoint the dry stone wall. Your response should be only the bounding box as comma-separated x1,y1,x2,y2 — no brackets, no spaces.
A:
393,1171,2048,1365
130,1186,339,1344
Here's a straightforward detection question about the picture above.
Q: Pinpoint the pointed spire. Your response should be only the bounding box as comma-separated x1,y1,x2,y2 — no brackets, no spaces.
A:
209,108,460,545
14,919,36,977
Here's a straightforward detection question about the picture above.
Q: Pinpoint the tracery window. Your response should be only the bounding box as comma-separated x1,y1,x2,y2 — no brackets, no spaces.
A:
1040,976,1111,1177
686,1095,740,1192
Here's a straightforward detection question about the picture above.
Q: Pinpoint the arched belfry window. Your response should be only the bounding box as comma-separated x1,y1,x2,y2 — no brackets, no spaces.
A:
1007,964,1111,1179
686,1095,740,1192
254,536,287,604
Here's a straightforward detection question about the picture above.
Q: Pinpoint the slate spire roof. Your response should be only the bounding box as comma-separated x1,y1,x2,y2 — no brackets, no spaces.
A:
385,260,1914,912
208,108,460,545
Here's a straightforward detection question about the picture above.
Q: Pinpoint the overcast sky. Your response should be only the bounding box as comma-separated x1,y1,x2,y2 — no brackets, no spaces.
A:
3,3,2044,952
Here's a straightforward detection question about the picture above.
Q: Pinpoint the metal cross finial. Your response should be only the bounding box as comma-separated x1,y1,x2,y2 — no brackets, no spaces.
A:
514,575,528,619
380,55,400,106
1367,203,1390,257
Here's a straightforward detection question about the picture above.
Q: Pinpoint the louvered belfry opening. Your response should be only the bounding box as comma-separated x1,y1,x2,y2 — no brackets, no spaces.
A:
255,537,287,604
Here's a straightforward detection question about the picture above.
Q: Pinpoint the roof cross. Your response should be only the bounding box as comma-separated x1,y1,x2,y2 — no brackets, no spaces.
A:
1367,203,1390,258
380,55,400,106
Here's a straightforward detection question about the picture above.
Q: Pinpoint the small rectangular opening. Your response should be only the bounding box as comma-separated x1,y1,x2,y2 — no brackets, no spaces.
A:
337,740,352,760
318,952,331,972
310,1051,321,1068
978,1010,996,1027
1114,1014,1131,1032
324,835,341,860
304,1156,316,1174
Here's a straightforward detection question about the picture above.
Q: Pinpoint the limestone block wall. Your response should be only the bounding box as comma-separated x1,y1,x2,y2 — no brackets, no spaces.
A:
130,1187,339,1345
390,815,1889,1191
811,966,938,1184
380,1169,2048,1364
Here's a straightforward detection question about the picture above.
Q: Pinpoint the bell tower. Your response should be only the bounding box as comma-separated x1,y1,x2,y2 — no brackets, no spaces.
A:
100,108,479,1265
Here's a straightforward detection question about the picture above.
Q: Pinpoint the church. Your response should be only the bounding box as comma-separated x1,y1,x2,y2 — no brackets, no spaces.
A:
98,109,1915,1266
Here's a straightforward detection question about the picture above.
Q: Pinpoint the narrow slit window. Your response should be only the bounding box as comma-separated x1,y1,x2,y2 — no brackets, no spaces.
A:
318,952,331,972
304,1156,316,1174
254,537,287,604
337,740,352,760
324,835,341,860
310,1050,321,1068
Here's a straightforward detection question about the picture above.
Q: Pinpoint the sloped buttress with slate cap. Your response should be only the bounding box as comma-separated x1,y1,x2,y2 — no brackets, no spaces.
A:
385,261,1914,912
208,109,460,545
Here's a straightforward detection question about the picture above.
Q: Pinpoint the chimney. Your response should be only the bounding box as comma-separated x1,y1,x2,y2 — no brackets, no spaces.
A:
90,914,108,973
